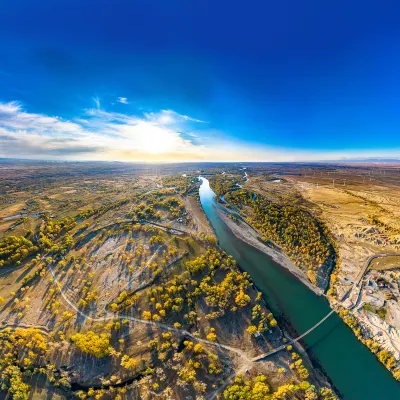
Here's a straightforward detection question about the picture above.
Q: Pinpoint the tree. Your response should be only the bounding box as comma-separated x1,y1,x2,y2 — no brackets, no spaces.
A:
269,319,277,327
377,349,396,370
5,365,30,400
206,328,217,342
120,355,137,369
393,368,400,381
319,387,337,400
62,311,73,321
235,290,250,307
70,331,112,358
193,343,204,353
223,375,270,400
142,311,152,320
247,325,258,336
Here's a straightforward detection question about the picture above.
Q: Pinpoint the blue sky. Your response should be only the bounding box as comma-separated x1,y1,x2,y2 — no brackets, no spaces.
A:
1,0,400,161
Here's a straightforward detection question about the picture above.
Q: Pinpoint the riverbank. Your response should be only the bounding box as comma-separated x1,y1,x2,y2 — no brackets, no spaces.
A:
214,205,323,296
213,206,339,394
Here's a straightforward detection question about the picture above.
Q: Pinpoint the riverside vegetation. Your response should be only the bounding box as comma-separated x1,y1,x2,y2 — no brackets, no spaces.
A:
209,175,336,291
209,169,400,385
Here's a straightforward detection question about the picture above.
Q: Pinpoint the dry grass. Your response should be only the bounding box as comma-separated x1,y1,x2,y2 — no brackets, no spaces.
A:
370,256,400,271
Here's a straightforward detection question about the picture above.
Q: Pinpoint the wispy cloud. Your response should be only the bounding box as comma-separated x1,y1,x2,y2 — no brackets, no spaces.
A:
117,97,129,104
93,96,101,109
182,114,205,123
144,110,205,125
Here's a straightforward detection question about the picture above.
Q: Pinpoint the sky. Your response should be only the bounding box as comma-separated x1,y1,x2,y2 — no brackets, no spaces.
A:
1,0,400,162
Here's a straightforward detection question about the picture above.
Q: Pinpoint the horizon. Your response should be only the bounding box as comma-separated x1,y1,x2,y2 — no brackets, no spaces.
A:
3,157,400,166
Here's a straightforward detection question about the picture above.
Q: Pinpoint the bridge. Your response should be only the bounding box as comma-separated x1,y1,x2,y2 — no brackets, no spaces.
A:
252,309,336,362
252,253,400,362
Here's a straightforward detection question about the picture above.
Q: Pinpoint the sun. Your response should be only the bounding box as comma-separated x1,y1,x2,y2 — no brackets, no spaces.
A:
132,122,178,154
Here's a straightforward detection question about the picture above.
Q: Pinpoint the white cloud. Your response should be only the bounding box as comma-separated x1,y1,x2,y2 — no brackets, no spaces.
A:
117,97,129,104
1,100,400,162
0,101,21,114
0,101,207,160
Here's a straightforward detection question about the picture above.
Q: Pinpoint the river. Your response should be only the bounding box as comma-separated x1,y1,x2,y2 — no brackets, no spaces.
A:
198,177,400,400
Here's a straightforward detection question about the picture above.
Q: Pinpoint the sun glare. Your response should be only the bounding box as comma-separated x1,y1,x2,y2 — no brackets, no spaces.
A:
131,122,177,154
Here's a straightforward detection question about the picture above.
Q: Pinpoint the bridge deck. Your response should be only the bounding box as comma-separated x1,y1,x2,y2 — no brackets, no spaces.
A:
252,309,335,361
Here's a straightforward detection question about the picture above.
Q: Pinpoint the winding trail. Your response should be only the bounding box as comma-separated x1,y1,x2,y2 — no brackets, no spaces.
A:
48,258,337,400
47,263,251,363
48,244,337,366
0,322,50,334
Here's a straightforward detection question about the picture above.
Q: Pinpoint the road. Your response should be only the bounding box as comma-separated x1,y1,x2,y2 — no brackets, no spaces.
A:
341,253,400,302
